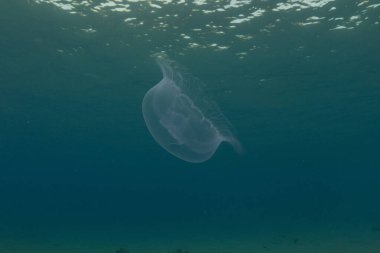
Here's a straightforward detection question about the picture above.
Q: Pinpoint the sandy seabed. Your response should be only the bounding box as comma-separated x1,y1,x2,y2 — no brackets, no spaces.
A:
1,225,380,253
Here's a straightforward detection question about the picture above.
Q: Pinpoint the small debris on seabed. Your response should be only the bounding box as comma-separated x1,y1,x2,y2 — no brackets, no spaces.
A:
115,248,129,253
170,249,190,253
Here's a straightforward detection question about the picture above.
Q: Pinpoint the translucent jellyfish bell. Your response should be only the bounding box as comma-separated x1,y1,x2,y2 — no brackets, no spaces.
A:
142,55,243,163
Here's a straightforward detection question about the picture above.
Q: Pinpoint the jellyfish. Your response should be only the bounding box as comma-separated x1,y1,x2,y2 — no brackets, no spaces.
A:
142,54,243,163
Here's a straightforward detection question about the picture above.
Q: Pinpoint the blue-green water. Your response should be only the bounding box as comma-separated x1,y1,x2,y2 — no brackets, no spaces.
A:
1,1,380,252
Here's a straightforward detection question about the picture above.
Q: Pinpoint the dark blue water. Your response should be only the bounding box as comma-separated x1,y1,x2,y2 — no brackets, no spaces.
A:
1,1,380,252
